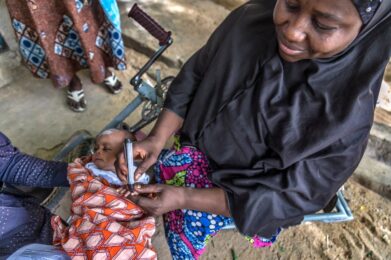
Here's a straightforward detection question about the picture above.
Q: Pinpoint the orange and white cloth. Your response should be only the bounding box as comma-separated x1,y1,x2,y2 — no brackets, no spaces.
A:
51,158,156,260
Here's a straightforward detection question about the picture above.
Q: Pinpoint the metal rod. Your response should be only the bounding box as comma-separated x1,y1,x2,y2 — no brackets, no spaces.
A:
337,190,353,218
222,190,354,230
102,96,144,132
124,139,135,191
131,40,172,87
53,131,92,161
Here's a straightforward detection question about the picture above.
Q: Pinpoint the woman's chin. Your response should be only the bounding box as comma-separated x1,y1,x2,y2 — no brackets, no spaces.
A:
278,49,304,62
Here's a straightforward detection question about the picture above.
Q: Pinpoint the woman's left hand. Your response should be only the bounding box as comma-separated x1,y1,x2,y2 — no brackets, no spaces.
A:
131,184,185,216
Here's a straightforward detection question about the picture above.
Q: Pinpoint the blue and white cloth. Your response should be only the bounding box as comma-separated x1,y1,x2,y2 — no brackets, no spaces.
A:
85,162,150,186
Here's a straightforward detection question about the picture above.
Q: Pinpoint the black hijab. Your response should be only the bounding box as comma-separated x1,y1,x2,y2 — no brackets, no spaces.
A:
164,0,391,237
353,0,382,24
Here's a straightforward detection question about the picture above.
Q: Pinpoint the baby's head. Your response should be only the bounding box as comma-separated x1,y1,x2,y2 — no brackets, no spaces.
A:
92,129,135,172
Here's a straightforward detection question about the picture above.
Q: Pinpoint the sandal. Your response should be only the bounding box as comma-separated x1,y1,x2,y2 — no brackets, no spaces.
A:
104,73,123,94
67,89,87,112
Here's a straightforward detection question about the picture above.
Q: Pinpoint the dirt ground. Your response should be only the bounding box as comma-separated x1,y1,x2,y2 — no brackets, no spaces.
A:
0,1,390,259
197,179,391,260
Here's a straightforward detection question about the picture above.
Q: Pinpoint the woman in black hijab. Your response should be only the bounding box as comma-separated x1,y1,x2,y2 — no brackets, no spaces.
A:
117,0,391,259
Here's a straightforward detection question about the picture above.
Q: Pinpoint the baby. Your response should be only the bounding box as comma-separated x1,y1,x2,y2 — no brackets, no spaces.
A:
86,128,149,186
53,129,156,258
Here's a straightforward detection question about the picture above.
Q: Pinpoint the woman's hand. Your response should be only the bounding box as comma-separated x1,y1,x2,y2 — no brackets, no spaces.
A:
132,184,185,216
115,135,165,184
115,109,184,184
131,184,231,217
133,136,166,179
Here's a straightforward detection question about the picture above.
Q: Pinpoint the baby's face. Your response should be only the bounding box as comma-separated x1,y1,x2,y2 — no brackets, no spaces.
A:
92,131,127,172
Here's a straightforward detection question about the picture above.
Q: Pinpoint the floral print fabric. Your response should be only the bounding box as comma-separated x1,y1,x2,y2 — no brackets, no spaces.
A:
155,145,280,260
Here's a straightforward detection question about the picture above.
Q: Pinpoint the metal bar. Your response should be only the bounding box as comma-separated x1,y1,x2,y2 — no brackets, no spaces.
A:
302,190,353,223
53,131,92,161
336,190,353,218
129,116,157,133
43,187,69,213
303,212,350,223
222,190,354,230
101,96,144,132
130,41,172,87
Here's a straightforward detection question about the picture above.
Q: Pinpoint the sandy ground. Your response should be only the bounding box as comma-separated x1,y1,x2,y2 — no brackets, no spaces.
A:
198,179,391,260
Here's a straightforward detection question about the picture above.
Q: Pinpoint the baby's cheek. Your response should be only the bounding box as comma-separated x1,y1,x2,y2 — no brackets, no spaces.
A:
93,160,105,169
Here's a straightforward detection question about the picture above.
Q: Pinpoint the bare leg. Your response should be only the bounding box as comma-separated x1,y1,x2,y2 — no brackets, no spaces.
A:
68,75,82,91
66,75,87,112
105,69,112,78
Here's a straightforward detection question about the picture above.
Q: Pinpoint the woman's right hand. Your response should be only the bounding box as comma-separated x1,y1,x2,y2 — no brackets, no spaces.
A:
116,135,165,184
116,109,184,185
132,135,166,179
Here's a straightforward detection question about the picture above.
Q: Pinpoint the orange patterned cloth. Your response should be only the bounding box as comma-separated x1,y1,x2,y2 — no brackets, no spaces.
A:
51,158,156,260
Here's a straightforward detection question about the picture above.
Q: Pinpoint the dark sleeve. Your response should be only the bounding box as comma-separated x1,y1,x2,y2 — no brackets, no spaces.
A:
212,134,367,238
163,5,247,118
0,132,69,187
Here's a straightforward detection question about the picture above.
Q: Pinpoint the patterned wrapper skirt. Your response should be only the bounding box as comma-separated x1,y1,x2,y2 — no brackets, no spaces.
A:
155,144,281,260
5,0,126,88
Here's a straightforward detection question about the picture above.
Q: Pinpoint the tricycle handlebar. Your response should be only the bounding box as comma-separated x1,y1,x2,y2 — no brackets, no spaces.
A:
128,4,171,46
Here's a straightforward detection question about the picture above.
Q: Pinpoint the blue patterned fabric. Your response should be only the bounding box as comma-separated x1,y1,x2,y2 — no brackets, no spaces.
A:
54,15,88,68
0,132,68,188
96,17,126,71
0,194,53,258
0,133,66,258
74,0,92,13
99,0,121,31
155,146,280,260
12,19,49,79
75,0,84,13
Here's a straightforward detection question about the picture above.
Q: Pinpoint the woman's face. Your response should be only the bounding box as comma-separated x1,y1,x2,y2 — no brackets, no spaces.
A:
273,0,362,62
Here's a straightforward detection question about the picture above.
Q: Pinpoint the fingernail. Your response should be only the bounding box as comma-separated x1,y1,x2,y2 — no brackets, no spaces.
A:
135,184,141,189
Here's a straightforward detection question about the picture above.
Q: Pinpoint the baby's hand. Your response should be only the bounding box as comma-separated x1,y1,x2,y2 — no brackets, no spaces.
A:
116,185,157,206
117,186,139,197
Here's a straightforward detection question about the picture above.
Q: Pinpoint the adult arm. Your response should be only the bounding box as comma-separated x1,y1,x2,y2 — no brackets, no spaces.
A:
131,109,184,179
133,184,230,217
118,6,248,180
133,131,368,237
0,132,68,187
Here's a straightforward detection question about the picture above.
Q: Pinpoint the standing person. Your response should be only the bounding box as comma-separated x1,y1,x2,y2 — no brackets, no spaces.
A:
5,0,126,112
116,0,391,259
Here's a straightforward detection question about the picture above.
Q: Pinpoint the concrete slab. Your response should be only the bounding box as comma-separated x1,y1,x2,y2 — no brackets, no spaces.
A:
353,154,391,200
0,48,174,155
210,0,246,9
119,0,230,68
0,1,19,52
368,122,391,167
0,0,22,88
377,81,391,112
